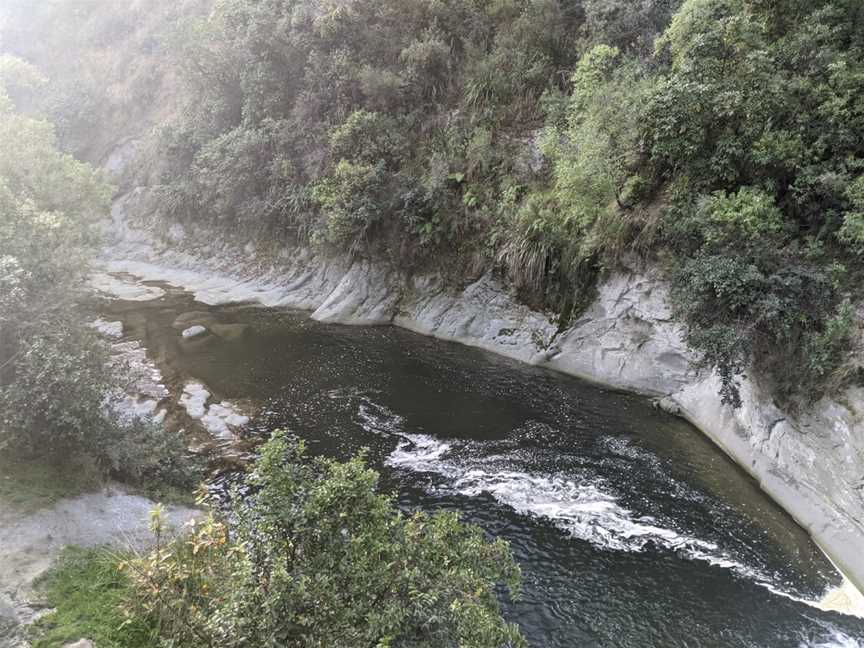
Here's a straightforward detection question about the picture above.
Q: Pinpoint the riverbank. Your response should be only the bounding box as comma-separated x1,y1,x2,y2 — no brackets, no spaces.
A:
100,185,864,598
0,483,197,648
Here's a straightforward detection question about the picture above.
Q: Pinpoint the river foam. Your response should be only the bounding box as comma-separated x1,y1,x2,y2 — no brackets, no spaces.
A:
388,431,745,559
359,397,864,621
801,623,864,647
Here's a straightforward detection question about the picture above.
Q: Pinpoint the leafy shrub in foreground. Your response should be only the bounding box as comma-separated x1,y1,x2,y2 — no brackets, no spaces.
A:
123,431,526,648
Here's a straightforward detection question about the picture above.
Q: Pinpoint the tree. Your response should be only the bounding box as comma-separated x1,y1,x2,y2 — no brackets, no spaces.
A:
0,57,193,489
0,56,114,459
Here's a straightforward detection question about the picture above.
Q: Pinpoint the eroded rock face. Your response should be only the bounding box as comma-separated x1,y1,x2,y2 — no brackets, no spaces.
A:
103,138,141,177
100,188,864,591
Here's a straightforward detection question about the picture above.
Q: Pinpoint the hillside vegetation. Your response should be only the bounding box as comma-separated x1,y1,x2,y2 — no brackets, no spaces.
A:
3,0,863,406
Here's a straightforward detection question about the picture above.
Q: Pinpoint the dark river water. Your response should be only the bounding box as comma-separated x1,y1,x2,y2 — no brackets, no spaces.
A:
102,280,864,648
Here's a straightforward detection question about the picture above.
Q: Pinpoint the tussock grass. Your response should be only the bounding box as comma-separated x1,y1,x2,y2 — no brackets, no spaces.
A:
31,546,154,648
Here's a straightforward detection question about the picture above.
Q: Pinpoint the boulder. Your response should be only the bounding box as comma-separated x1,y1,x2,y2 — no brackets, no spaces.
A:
63,639,95,648
181,325,208,339
654,396,683,417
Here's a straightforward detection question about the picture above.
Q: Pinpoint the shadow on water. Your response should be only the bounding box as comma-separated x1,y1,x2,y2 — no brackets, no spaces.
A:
98,280,864,648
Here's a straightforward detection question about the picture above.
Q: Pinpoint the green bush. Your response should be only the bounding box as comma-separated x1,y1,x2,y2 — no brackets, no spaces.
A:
695,187,785,250
839,176,864,254
312,159,392,248
583,0,683,54
328,110,406,166
672,253,839,405
123,431,525,648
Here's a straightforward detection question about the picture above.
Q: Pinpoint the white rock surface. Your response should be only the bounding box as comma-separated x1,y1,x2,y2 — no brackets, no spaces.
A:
90,272,165,301
180,382,248,441
62,640,94,648
89,318,123,339
106,340,169,426
100,188,864,592
179,382,210,419
201,402,250,441
102,137,141,182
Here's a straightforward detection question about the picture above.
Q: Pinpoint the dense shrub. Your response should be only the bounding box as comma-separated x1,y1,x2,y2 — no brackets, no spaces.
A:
123,431,525,648
0,60,111,458
539,0,864,403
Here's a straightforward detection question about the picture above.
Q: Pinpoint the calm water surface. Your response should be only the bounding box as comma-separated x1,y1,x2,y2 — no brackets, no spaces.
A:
102,281,864,648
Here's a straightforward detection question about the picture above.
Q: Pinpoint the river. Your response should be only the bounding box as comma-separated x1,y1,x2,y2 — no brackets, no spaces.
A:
98,277,864,648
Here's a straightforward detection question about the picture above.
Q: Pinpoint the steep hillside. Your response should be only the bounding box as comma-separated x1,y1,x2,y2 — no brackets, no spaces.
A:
5,0,864,415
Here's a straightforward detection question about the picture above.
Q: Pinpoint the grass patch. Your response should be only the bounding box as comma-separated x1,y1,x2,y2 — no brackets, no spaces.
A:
31,546,156,648
0,456,100,513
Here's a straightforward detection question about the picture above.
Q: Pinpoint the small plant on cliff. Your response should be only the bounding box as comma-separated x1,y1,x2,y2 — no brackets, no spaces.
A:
121,430,526,648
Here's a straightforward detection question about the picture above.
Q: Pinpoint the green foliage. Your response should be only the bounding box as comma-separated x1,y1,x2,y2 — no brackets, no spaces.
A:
0,57,196,489
673,252,840,405
532,0,864,404
120,0,593,256
839,176,864,254
649,0,864,402
696,188,785,249
32,547,155,648
123,431,525,648
329,110,406,166
0,0,206,163
583,0,683,54
667,185,845,404
1,323,115,455
553,46,651,237
312,159,392,248
0,53,46,108
501,43,652,299
801,301,858,394
0,60,115,460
